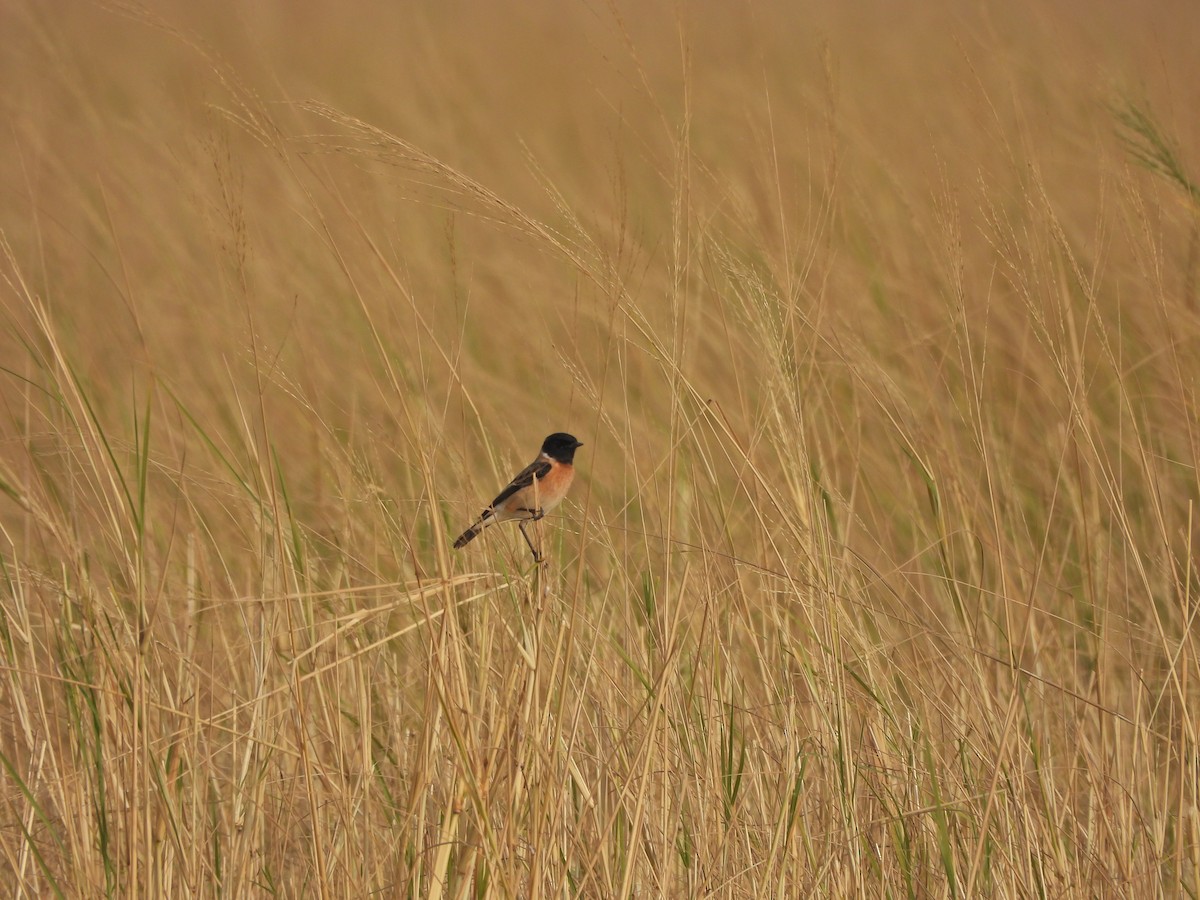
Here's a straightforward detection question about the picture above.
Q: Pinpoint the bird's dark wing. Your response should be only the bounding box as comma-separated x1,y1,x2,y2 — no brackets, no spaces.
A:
487,458,552,509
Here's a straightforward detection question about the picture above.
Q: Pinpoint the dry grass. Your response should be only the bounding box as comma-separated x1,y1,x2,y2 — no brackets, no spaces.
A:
1,0,1198,896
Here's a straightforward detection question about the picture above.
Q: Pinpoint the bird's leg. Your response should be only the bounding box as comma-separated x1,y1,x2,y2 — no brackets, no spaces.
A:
518,519,543,564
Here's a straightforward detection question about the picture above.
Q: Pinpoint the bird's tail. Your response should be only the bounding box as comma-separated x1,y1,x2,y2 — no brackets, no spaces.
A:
453,511,492,549
453,523,482,549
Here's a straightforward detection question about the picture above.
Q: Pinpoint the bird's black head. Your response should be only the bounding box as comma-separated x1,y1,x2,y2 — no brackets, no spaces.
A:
541,432,583,463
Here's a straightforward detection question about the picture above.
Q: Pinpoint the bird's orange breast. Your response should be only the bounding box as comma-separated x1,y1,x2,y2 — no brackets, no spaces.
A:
536,462,574,508
498,462,574,515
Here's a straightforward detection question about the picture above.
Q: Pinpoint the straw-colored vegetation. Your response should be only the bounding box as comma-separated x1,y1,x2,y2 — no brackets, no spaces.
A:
1,1,1197,896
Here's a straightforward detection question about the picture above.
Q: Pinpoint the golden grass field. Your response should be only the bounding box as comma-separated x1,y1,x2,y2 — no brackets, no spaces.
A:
1,0,1198,896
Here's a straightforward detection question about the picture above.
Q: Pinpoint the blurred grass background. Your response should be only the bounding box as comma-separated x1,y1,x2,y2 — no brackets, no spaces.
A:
1,0,1198,896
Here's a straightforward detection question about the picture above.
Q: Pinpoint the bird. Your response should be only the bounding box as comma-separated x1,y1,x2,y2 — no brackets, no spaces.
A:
453,432,584,562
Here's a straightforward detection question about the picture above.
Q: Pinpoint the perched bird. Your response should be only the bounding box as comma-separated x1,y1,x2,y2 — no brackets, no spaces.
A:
453,432,583,562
